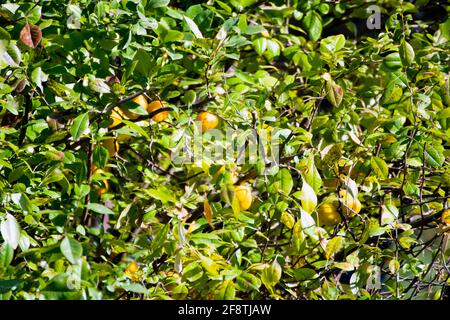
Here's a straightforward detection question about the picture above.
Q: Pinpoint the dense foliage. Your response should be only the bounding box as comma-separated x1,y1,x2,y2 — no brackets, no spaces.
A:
1,0,450,300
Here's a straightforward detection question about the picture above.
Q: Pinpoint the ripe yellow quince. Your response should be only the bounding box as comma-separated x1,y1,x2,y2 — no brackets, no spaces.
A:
442,209,450,225
101,138,119,157
339,189,362,215
92,168,109,196
124,260,140,281
196,111,219,132
317,202,341,226
235,185,252,211
109,107,125,128
147,100,169,122
125,260,139,274
123,95,147,120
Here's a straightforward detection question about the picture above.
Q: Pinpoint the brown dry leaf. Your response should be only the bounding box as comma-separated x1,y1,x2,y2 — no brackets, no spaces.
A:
20,23,42,48
203,198,213,228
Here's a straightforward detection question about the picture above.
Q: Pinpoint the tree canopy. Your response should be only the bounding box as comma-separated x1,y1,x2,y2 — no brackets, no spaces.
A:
0,0,450,300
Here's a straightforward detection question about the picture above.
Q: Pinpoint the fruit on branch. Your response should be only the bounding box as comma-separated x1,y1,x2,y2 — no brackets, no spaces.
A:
339,189,362,215
442,209,450,225
109,107,126,128
147,100,169,122
235,185,253,211
196,111,219,132
124,260,140,281
124,95,147,120
317,202,341,226
92,168,109,195
108,94,148,128
101,138,119,157
125,260,139,274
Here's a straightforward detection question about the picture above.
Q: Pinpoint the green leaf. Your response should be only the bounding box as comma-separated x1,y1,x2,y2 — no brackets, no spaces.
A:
146,188,176,204
304,155,322,194
0,244,14,268
60,236,82,264
89,78,110,94
93,145,109,168
303,11,322,41
70,112,89,141
134,48,156,77
323,73,343,107
183,262,203,282
292,221,306,253
31,67,48,92
292,268,317,281
383,52,402,70
381,84,403,105
399,39,415,66
119,283,148,294
147,0,170,8
236,272,261,292
163,30,185,43
423,144,445,168
371,156,389,179
299,178,317,213
87,203,114,215
264,39,280,59
41,169,65,186
0,214,20,250
200,255,219,277
261,259,282,289
0,159,12,169
151,224,169,252
0,41,21,67
0,27,10,40
381,204,398,226
277,168,293,195
121,120,150,140
11,193,34,213
300,208,317,240
215,280,235,300
0,279,20,294
325,236,344,260
440,18,450,40
320,34,345,54
253,37,267,56
183,16,203,38
403,181,419,197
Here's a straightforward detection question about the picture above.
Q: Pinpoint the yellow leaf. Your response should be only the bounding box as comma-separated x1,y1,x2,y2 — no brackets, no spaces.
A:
300,179,317,213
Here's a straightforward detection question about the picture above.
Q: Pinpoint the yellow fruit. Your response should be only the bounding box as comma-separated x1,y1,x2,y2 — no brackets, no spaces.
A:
124,261,140,281
442,209,450,225
92,168,109,195
101,138,119,157
339,189,362,215
125,261,139,274
235,185,252,211
147,100,169,122
196,111,219,132
317,202,341,226
94,179,109,195
124,95,147,120
91,164,109,174
109,107,125,128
